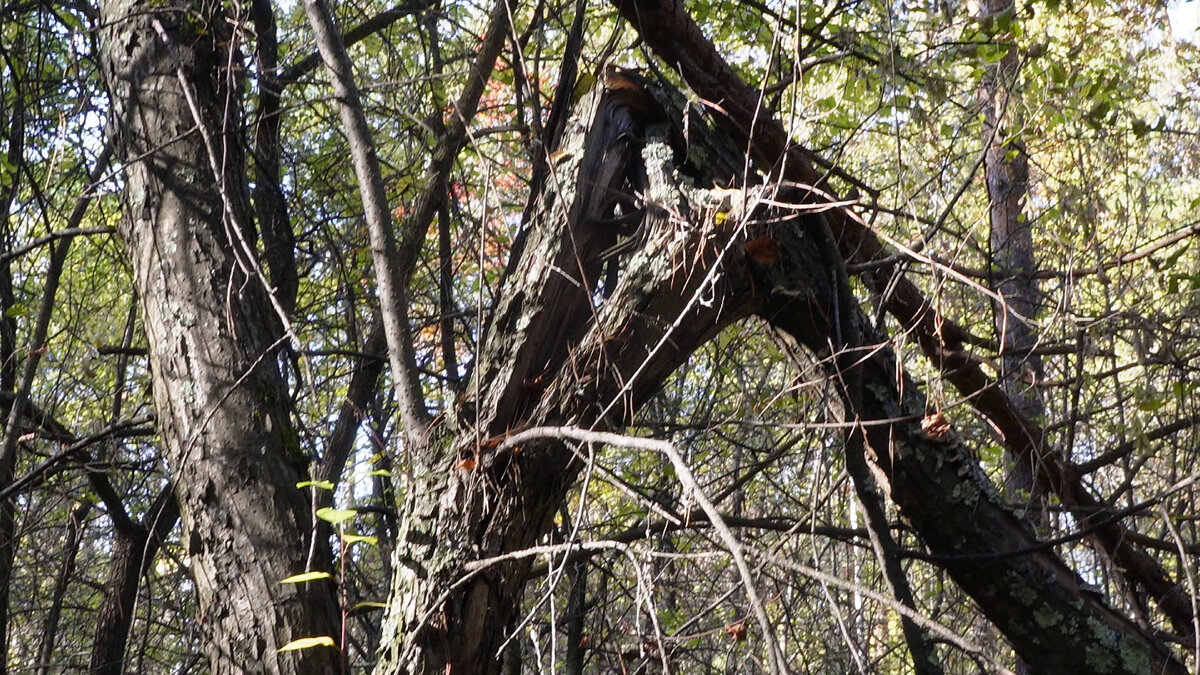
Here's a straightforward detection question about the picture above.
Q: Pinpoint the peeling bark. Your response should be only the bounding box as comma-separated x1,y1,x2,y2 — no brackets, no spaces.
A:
614,0,1191,659
374,70,755,674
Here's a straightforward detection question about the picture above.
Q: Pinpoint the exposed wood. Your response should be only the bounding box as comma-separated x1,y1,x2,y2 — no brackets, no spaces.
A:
374,68,757,675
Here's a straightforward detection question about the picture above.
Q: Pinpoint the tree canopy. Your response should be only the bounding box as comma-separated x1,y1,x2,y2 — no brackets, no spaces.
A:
1,0,1200,672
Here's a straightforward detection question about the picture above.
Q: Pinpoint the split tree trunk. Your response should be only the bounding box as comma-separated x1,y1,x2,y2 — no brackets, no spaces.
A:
375,65,1184,673
374,69,757,674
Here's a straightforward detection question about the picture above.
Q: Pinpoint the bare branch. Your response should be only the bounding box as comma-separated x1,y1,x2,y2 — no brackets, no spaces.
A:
301,0,436,446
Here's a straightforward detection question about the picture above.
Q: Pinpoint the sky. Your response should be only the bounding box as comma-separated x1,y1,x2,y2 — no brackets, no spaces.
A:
1169,0,1199,42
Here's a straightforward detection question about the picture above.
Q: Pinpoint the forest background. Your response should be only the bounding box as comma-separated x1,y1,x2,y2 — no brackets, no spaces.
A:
2,0,1200,672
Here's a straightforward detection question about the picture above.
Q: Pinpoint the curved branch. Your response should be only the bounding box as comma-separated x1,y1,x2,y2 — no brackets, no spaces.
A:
614,0,1194,643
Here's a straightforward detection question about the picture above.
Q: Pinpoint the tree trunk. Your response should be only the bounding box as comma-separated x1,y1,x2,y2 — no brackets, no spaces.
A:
0,44,28,673
36,499,91,675
976,6,1045,671
750,192,1184,673
374,69,757,674
89,486,179,675
98,1,341,671
977,0,1046,496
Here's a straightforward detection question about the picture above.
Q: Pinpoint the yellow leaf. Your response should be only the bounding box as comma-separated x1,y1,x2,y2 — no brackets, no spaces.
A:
278,636,336,652
316,507,358,524
349,601,389,614
280,571,332,584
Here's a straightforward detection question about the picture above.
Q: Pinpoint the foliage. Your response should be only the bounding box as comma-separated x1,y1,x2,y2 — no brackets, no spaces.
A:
1,0,1199,671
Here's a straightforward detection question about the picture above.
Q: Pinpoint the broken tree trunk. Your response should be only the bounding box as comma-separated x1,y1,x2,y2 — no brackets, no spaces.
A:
374,68,1184,673
374,68,758,674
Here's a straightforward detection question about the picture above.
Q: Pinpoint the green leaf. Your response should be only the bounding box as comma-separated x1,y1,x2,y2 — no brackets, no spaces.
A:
350,601,389,612
280,571,332,584
278,636,336,652
1137,397,1165,412
296,480,336,490
978,44,1007,63
58,10,83,30
1164,245,1188,269
343,534,378,546
1087,101,1112,124
993,9,1014,33
365,469,392,477
570,73,597,104
1048,62,1066,85
316,507,358,525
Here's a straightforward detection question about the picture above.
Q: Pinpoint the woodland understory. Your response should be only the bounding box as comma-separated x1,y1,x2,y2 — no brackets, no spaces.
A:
2,0,1200,673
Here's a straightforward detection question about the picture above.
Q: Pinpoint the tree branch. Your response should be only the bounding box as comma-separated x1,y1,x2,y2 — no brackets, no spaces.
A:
614,0,1195,641
302,0,434,446
280,0,432,86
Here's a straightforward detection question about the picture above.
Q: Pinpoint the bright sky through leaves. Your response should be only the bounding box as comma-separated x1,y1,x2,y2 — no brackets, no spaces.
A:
1170,0,1198,41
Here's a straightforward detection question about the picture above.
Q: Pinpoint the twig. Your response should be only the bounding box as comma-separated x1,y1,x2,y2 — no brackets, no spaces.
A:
498,425,790,674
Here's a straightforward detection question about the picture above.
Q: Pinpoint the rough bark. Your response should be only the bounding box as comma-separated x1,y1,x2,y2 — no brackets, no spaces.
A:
373,58,1184,671
98,0,341,671
746,192,1184,673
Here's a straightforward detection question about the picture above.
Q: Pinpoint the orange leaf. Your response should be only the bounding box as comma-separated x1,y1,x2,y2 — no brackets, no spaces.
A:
921,411,953,438
744,236,780,264
457,457,477,471
725,619,748,642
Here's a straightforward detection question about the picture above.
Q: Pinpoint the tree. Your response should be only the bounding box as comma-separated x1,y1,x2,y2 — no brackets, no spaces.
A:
1,0,1199,672
97,0,341,670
